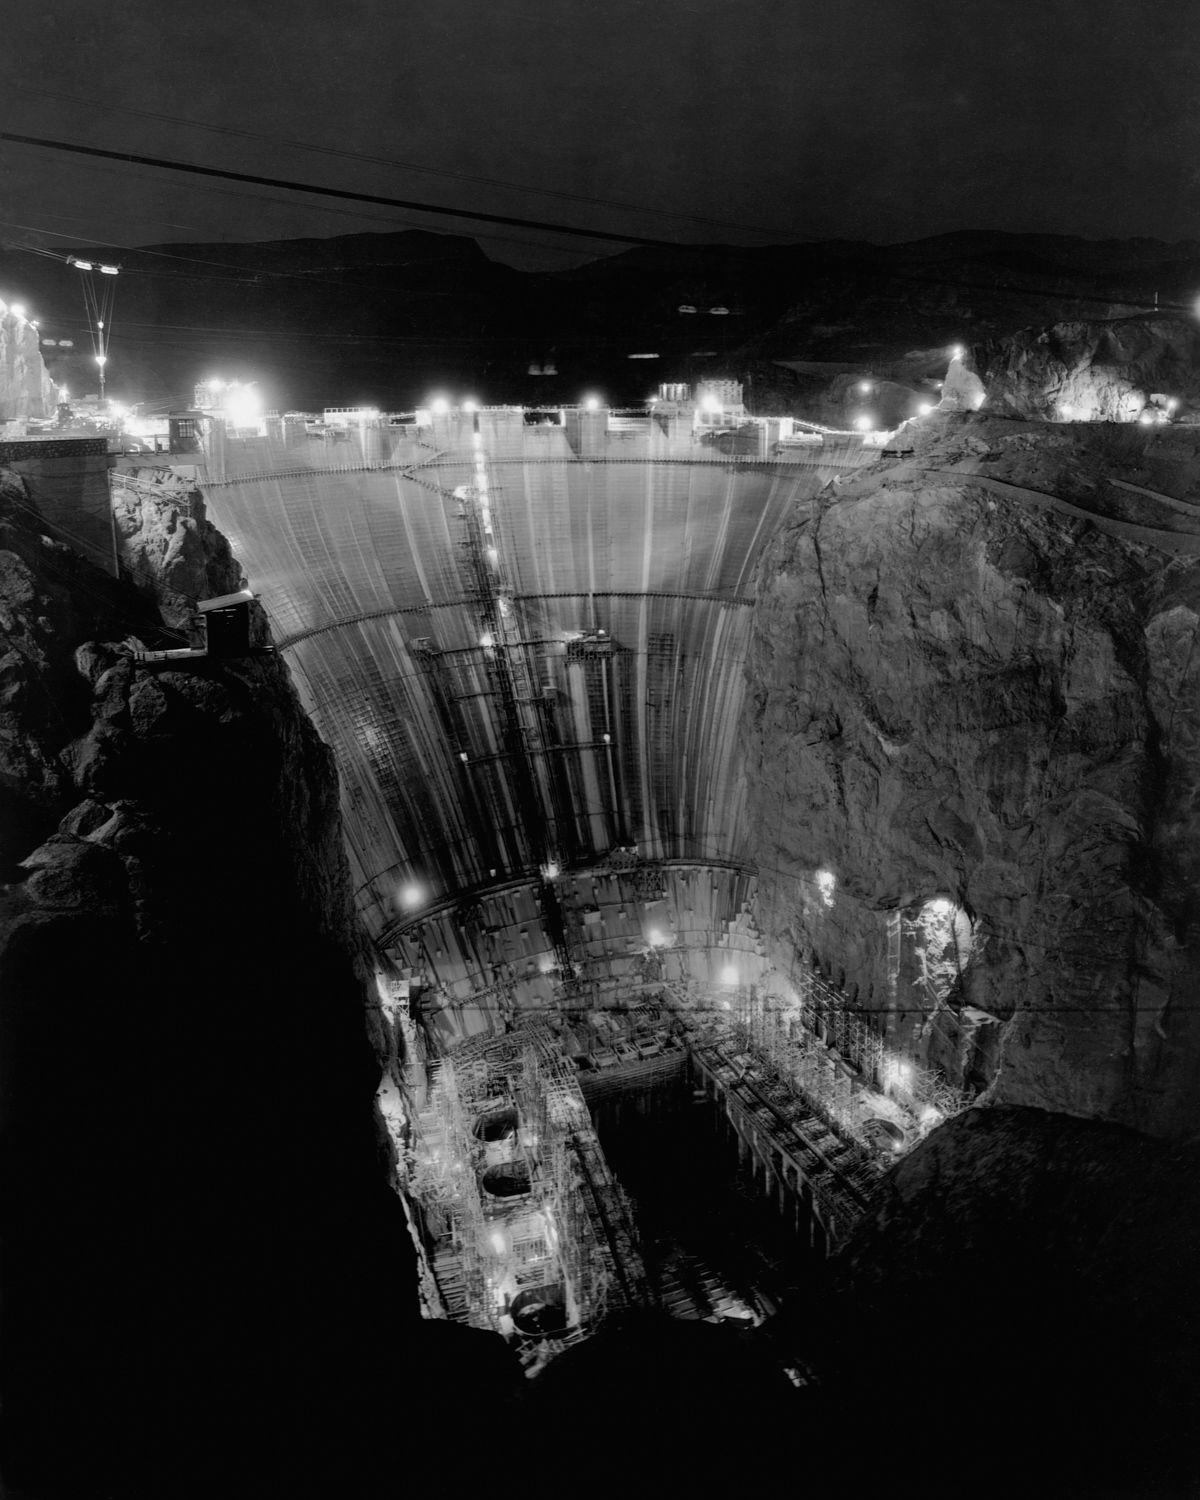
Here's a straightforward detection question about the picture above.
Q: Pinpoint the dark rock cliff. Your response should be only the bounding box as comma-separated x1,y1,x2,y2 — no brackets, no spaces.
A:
0,469,440,1496
803,1107,1200,1496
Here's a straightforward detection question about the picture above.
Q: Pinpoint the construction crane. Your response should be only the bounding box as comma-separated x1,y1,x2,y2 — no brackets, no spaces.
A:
67,254,120,401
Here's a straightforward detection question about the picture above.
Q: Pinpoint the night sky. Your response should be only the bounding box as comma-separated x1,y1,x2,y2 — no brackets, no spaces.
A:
2,0,1199,269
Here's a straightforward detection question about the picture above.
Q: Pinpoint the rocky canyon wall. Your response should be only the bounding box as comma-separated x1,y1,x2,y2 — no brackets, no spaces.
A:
741,414,1200,1138
0,467,430,1496
803,1105,1200,1495
976,316,1200,421
0,307,56,422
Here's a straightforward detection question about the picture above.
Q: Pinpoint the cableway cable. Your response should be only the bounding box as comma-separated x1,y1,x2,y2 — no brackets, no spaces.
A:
2,79,794,242
0,131,700,250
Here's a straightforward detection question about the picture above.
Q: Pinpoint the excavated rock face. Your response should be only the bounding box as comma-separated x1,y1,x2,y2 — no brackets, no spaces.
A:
741,414,1200,1137
977,316,1200,421
0,470,140,869
0,309,56,421
110,470,249,634
0,466,429,1496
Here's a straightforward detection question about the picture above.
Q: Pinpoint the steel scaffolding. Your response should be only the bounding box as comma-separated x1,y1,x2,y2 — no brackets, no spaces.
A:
514,1036,647,1329
404,1020,646,1346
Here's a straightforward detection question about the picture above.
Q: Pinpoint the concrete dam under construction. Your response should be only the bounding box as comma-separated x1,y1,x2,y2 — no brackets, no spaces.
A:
196,396,891,1340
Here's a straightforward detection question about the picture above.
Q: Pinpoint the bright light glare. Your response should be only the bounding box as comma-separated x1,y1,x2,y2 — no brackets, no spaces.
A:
647,928,665,947
928,897,954,918
918,402,934,416
602,732,611,744
225,385,263,427
489,1231,506,1255
700,393,723,414
1139,411,1155,425
853,414,873,432
479,631,495,649
815,869,836,908
398,883,424,911
486,546,499,566
95,355,107,367
584,395,601,411
883,1057,913,1093
462,399,478,412
10,304,26,319
720,965,739,986
1167,398,1179,413
541,860,561,881
858,380,872,394
951,344,964,359
430,397,450,414
459,751,469,763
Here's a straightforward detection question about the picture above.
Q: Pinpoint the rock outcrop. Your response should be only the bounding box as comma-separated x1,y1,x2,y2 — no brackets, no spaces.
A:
939,350,987,411
0,307,56,421
110,468,247,633
977,316,1200,421
741,414,1200,1137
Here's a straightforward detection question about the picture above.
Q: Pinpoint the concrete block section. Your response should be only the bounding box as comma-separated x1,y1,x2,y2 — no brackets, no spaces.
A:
0,437,116,577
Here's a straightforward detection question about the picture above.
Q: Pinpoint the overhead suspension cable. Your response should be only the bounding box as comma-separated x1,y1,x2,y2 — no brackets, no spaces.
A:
2,79,792,242
0,131,705,250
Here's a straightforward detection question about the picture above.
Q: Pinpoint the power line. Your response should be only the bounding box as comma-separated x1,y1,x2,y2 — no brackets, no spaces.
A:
0,131,712,251
2,79,793,242
0,153,652,264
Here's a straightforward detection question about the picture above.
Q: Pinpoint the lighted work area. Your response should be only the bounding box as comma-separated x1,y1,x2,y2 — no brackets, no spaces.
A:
131,382,993,1377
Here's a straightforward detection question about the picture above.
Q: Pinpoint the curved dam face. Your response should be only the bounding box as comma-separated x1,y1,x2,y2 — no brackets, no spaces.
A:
198,410,872,948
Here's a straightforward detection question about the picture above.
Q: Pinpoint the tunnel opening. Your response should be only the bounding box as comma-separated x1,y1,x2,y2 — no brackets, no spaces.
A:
473,1107,518,1144
510,1284,568,1338
480,1161,532,1199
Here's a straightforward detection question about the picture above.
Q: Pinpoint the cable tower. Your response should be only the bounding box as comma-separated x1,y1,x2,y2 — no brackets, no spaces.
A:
67,254,120,401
